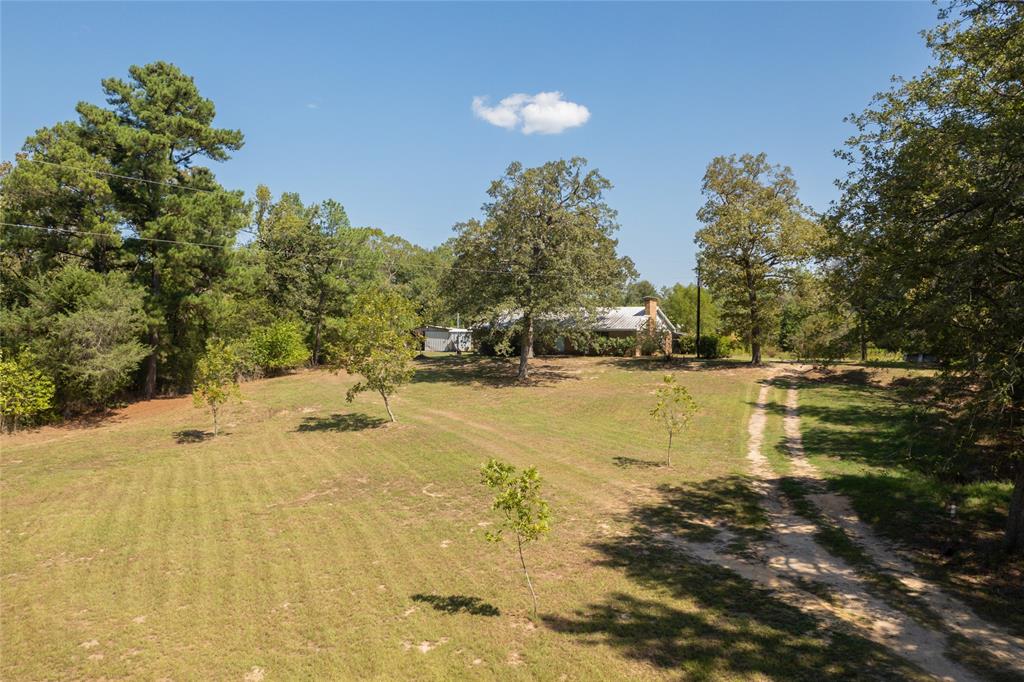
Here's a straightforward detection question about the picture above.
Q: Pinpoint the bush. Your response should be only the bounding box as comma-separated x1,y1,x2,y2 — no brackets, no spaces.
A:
570,334,634,357
697,334,733,359
0,351,55,432
245,321,309,374
473,324,518,357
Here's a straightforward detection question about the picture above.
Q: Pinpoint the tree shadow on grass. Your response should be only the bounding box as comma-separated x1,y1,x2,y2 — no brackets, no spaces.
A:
758,374,1024,635
412,355,578,388
173,429,213,444
411,593,500,616
600,357,754,373
612,456,664,469
543,479,926,679
295,413,386,432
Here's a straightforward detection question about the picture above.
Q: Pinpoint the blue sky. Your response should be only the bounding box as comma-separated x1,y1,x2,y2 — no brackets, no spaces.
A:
2,1,939,287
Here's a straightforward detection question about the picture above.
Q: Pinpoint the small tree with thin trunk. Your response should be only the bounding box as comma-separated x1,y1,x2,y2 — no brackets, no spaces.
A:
480,458,551,618
650,375,697,467
192,339,240,436
327,289,419,423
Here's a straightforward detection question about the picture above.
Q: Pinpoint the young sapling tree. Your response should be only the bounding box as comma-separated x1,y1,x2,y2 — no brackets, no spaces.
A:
650,374,697,466
192,339,241,436
480,458,551,618
327,289,419,422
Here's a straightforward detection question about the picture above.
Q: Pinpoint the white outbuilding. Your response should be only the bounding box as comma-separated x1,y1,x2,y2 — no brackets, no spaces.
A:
416,325,473,353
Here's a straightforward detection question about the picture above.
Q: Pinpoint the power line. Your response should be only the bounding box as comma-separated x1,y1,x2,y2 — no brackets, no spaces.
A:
0,222,232,249
0,221,575,280
6,161,585,278
18,158,220,194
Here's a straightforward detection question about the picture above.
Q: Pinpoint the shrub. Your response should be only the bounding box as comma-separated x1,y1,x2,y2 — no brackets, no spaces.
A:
697,334,734,359
0,351,56,432
246,321,309,374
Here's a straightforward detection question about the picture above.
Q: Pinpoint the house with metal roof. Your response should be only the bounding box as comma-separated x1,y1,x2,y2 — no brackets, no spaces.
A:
484,297,677,356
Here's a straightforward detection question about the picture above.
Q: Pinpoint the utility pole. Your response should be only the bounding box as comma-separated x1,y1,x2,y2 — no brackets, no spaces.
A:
695,257,702,360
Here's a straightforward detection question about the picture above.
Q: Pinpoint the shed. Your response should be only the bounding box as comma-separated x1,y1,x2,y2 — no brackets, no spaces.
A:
416,326,473,352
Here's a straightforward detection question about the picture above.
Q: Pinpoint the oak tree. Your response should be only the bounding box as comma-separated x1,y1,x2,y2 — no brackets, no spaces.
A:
695,153,817,364
446,158,635,380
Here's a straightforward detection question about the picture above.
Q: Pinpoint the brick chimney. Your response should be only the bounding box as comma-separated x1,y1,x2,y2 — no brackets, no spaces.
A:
643,296,659,321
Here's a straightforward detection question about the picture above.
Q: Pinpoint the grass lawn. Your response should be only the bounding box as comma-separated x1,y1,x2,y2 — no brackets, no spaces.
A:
0,356,947,679
788,366,1023,636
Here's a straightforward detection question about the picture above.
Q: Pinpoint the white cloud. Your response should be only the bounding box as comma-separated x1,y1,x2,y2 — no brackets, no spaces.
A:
306,102,319,110
472,91,590,134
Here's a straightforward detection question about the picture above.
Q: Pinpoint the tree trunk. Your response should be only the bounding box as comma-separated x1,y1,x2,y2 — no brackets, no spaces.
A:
518,314,534,381
747,268,760,365
312,319,324,366
211,405,219,436
1006,464,1024,554
144,259,161,399
381,390,396,423
311,287,328,365
859,317,868,363
517,532,539,618
666,431,673,467
144,330,158,399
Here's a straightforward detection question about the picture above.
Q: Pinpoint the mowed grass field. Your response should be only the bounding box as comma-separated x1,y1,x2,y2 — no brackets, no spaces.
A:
1,356,944,680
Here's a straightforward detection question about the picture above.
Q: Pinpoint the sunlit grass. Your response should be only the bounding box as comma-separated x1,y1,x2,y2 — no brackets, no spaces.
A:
1,356,927,679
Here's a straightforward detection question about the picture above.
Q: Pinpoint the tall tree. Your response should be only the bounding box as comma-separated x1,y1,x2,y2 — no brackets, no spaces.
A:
694,153,818,364
253,187,379,364
829,0,1024,550
621,279,659,305
445,158,635,380
1,62,246,397
659,283,720,335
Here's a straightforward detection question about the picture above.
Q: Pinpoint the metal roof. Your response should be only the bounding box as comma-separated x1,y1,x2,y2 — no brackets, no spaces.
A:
593,307,676,332
489,307,677,333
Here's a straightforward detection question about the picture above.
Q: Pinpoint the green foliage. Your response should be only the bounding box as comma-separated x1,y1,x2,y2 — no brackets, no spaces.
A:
192,339,241,436
695,153,819,364
695,334,736,360
621,279,659,305
636,317,667,357
376,235,455,325
327,289,420,422
1,265,149,412
445,157,636,380
0,351,55,432
480,458,552,616
650,375,698,466
252,188,381,364
581,335,636,357
245,320,309,374
829,0,1024,550
660,283,720,335
0,61,247,397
